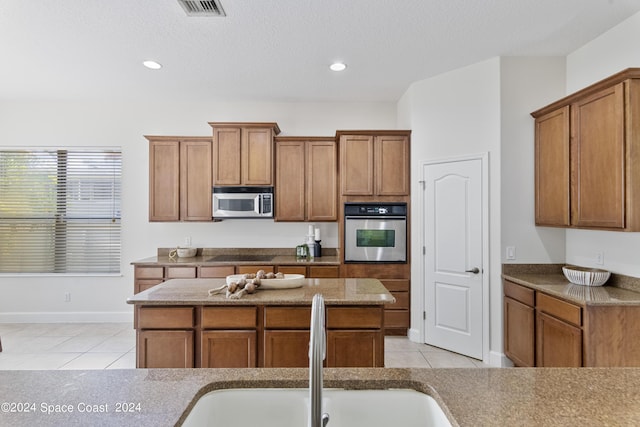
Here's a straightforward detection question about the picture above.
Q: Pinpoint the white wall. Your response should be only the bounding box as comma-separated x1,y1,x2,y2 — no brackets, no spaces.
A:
564,11,640,277
398,58,503,364
500,57,566,264
0,100,396,322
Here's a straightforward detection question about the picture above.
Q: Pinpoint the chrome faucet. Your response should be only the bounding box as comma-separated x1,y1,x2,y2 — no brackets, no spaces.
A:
309,293,330,427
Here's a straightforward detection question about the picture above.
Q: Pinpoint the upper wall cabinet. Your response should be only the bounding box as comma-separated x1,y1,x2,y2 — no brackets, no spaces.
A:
210,122,280,186
337,131,411,196
531,68,640,231
147,136,212,222
275,137,337,221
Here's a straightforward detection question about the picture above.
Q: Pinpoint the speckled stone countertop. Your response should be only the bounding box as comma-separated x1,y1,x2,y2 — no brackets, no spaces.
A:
131,248,340,267
2,367,640,426
503,264,640,306
126,278,395,306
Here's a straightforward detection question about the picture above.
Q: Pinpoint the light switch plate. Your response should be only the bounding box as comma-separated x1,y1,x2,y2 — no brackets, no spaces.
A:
506,246,516,260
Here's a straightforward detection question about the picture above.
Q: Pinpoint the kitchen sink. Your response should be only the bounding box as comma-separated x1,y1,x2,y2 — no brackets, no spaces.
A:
180,388,453,427
206,254,275,262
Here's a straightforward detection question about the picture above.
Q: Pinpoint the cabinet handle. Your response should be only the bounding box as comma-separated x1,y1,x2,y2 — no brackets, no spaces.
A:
465,267,480,274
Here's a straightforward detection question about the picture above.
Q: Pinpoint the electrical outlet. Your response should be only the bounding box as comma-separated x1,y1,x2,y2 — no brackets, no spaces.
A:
506,246,516,260
595,251,604,265
64,292,71,303
184,236,192,247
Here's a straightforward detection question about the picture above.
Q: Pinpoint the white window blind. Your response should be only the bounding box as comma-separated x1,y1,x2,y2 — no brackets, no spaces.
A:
0,149,121,274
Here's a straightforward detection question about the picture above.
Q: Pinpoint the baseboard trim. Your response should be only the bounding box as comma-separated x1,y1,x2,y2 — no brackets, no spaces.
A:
490,350,513,367
0,311,133,323
407,327,422,343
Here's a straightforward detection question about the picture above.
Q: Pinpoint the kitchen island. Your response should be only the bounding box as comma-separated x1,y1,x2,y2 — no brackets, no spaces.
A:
3,367,640,427
127,277,394,368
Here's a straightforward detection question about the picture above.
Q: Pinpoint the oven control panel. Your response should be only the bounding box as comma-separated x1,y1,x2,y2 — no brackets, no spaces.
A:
344,203,407,216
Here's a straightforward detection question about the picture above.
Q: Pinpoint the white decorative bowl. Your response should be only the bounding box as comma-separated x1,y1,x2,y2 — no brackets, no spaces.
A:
176,247,197,258
562,266,610,287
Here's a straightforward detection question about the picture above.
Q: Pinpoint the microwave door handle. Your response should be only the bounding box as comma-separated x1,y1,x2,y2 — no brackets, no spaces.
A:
257,195,262,215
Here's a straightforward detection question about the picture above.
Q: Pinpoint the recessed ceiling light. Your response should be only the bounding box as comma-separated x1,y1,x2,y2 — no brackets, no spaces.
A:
329,62,347,72
143,60,162,70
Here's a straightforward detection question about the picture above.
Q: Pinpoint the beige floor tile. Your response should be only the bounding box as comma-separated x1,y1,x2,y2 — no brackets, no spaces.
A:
88,335,135,353
49,335,110,353
106,352,136,369
384,351,431,368
60,352,124,370
9,353,82,370
423,352,478,368
384,336,424,352
0,335,71,353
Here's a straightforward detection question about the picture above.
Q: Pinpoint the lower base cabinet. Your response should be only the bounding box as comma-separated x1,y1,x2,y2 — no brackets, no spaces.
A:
504,279,640,367
135,304,385,368
137,330,194,368
536,311,582,367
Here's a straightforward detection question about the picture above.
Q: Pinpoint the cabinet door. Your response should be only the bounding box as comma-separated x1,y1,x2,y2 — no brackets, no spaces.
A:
375,135,410,195
212,127,241,185
340,135,374,195
149,140,180,221
504,296,535,367
308,265,339,278
242,127,273,185
571,83,625,228
275,140,305,221
536,311,582,367
307,140,338,220
201,331,257,368
535,106,570,226
263,330,310,367
180,139,212,220
137,330,194,368
327,330,383,367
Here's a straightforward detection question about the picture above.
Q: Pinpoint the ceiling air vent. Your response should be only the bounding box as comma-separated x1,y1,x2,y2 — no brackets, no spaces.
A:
178,0,226,17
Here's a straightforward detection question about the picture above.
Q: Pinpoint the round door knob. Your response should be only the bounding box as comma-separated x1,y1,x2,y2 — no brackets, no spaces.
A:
465,267,480,274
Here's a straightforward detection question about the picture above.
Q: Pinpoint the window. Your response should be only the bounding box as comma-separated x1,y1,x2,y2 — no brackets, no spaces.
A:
0,149,121,274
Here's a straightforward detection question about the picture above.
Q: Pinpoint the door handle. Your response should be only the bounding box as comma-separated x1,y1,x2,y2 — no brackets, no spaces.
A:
465,267,480,274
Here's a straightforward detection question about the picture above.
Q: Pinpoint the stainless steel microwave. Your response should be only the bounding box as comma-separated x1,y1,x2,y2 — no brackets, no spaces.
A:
212,186,273,218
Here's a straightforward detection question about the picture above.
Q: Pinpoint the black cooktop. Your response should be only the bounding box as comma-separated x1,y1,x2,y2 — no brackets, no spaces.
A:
206,254,275,262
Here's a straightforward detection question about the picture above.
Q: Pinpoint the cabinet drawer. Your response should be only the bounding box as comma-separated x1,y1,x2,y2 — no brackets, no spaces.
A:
309,266,340,278
384,310,410,328
537,292,581,326
135,279,163,294
380,279,409,292
138,307,194,329
264,307,311,329
135,266,164,279
387,291,409,310
202,307,257,329
236,265,275,275
166,267,197,279
504,280,535,307
277,266,307,275
199,266,235,278
327,307,382,329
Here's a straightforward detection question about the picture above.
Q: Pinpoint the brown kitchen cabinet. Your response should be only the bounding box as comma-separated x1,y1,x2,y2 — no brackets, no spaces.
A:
504,278,640,367
275,137,337,221
263,306,311,367
503,280,535,367
210,122,280,186
200,306,257,368
341,263,410,335
338,131,410,196
534,106,570,227
276,265,340,278
531,68,640,231
136,307,195,368
147,136,212,222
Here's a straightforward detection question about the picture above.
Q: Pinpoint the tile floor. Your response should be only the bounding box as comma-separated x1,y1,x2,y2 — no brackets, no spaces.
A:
0,323,489,370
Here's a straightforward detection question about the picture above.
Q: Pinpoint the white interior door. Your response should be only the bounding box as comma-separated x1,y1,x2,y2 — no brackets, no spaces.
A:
423,157,484,359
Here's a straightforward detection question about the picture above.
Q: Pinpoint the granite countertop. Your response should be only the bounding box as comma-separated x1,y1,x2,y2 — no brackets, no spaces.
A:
131,248,341,267
502,264,640,306
126,278,395,306
2,367,640,426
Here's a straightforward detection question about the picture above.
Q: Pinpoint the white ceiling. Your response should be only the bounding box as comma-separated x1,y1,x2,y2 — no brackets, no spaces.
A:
1,0,640,103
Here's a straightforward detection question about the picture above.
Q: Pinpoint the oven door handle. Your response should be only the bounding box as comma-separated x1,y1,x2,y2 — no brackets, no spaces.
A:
345,216,407,220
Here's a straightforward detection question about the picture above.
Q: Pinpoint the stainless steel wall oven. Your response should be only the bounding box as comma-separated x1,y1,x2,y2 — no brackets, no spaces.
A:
344,202,407,263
